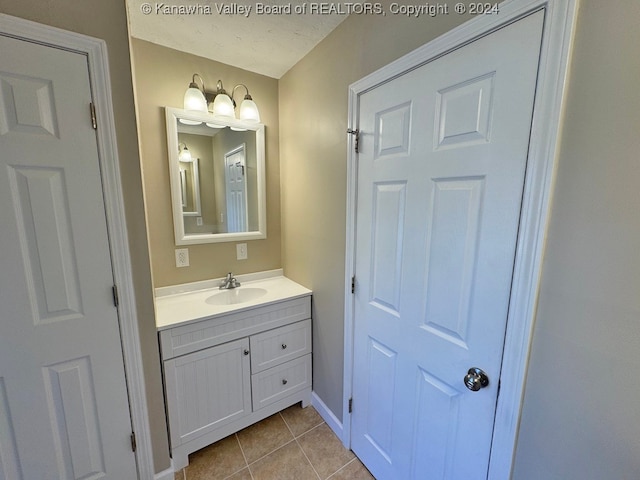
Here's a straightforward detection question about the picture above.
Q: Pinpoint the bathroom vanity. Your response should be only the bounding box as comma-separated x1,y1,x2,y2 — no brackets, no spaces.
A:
155,272,312,470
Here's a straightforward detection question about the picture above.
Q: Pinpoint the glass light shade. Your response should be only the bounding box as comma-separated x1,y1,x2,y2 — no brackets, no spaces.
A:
239,98,260,123
178,146,193,163
212,93,236,119
183,87,207,113
179,118,202,126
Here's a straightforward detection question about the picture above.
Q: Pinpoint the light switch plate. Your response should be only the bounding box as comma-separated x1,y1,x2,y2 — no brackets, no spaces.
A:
175,248,189,267
236,243,248,260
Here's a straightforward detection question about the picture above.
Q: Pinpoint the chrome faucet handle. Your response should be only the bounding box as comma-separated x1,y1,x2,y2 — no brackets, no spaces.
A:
219,272,233,289
219,272,241,289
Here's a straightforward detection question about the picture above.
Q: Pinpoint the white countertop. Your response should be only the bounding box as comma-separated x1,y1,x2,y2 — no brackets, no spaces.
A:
155,270,312,330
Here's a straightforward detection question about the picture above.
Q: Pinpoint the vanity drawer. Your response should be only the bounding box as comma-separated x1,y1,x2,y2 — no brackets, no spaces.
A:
250,319,311,373
159,296,311,360
251,354,311,411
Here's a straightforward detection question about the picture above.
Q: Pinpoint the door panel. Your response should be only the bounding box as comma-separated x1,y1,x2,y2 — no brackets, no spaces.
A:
352,12,544,479
424,177,484,347
0,35,137,479
364,338,397,463
8,165,83,323
370,182,406,314
43,357,106,478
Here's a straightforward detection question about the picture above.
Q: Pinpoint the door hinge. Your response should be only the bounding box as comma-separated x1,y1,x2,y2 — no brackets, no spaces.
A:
351,276,356,294
130,432,137,453
347,128,360,153
89,102,97,130
112,285,119,308
348,397,353,413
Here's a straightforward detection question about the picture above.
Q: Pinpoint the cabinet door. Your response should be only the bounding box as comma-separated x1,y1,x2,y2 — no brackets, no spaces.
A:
164,338,251,447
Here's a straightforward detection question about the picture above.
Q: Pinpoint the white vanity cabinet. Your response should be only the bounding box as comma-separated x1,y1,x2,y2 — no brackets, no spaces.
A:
159,295,312,470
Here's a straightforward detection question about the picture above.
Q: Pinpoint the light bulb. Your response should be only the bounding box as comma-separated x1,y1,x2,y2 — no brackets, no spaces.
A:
183,86,207,113
239,98,260,123
212,93,236,119
178,146,192,163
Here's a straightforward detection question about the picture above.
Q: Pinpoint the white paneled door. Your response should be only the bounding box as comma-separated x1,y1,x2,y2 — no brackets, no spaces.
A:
352,11,544,479
0,35,138,478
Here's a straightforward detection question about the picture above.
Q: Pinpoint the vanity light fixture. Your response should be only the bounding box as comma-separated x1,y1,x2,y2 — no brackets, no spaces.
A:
177,143,193,163
182,74,261,123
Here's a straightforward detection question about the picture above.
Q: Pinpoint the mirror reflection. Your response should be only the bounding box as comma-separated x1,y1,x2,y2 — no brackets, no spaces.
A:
166,108,266,245
179,156,201,217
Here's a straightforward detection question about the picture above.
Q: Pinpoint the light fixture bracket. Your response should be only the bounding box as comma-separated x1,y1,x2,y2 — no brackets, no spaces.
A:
202,80,233,106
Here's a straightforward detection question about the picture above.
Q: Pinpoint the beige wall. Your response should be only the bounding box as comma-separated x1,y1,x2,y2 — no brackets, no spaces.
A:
279,6,471,420
0,0,171,473
513,1,640,477
130,39,281,287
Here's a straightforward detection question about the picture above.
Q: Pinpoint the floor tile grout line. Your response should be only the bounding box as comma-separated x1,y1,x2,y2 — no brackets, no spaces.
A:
238,412,297,463
280,408,325,439
245,437,297,467
279,411,295,438
235,432,250,466
295,421,325,439
295,426,356,480
294,434,323,480
222,466,253,480
326,457,359,479
232,432,255,480
245,409,331,479
294,418,350,480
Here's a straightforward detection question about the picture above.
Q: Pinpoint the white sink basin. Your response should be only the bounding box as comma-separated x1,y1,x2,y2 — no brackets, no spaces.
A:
205,287,268,306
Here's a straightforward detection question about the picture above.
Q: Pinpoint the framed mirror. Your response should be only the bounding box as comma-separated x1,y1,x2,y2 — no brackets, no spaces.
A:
165,107,266,245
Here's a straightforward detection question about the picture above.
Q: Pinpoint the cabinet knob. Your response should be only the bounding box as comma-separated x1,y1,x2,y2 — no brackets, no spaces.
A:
282,379,288,385
281,343,287,349
244,349,250,356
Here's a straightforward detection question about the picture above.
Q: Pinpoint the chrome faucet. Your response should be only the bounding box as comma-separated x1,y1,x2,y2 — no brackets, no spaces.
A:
219,272,241,290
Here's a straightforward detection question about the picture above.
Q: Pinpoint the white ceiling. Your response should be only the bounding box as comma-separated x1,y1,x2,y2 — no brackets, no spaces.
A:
126,0,348,79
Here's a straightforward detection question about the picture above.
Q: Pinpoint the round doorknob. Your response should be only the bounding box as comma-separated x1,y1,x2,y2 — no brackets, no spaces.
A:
464,367,489,392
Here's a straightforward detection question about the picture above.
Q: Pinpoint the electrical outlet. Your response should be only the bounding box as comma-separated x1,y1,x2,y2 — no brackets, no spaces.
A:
196,217,203,226
236,243,248,260
175,248,189,267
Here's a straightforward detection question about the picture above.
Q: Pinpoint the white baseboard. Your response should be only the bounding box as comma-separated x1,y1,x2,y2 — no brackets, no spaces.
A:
311,391,344,443
154,464,176,480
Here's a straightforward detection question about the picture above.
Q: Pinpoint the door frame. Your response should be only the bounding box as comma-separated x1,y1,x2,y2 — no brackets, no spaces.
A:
343,0,578,477
0,14,155,479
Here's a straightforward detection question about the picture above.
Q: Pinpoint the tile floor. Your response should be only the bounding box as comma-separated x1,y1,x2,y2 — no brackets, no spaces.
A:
173,403,374,480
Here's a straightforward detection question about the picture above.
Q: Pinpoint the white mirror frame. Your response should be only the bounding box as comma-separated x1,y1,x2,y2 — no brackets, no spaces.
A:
165,107,267,245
